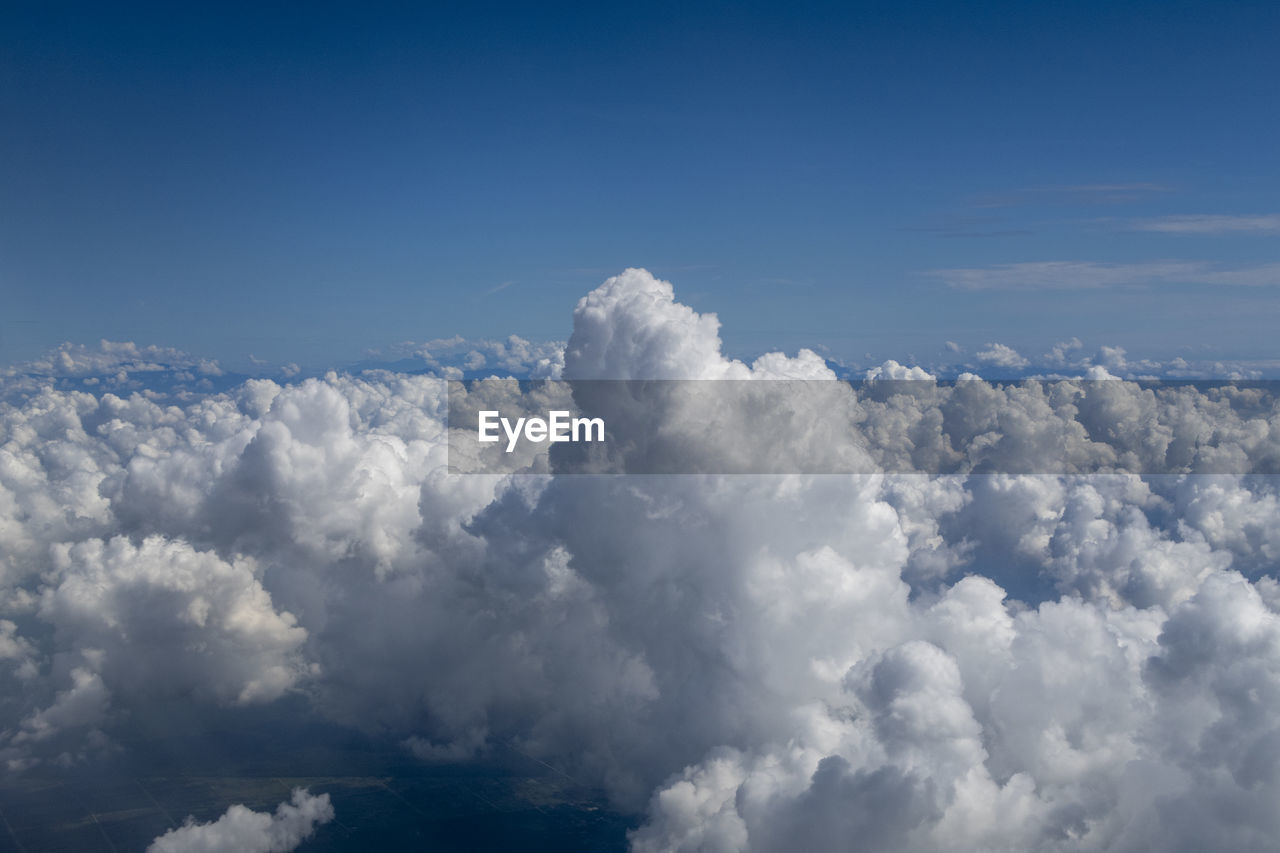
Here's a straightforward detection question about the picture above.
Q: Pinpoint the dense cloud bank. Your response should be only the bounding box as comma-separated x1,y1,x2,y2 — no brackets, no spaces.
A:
3,269,1280,850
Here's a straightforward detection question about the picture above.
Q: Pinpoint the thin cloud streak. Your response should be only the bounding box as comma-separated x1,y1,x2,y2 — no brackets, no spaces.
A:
1057,182,1174,193
929,260,1280,290
972,183,1174,209
1129,214,1280,234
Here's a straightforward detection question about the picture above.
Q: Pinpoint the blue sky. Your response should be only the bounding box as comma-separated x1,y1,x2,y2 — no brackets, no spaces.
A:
3,0,1278,370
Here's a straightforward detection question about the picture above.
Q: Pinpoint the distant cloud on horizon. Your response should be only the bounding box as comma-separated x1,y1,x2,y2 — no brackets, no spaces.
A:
974,342,1030,369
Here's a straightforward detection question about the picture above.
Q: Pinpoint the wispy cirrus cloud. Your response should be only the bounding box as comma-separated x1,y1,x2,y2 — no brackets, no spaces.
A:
485,280,518,295
929,260,1280,290
1128,214,1280,234
972,182,1173,209
1056,182,1173,194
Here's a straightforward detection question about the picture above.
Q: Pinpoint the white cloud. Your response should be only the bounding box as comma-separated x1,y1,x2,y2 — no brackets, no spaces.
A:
1044,336,1084,365
41,536,310,705
147,788,334,853
974,343,1029,369
866,360,936,381
375,333,565,379
13,340,223,379
566,268,749,380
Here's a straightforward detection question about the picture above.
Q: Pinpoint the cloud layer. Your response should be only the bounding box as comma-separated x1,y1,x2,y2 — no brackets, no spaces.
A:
4,268,1280,850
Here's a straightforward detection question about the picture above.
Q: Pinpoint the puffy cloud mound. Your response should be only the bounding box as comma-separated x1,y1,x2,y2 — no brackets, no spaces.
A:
565,268,831,381
371,333,565,379
975,343,1030,370
3,268,1280,850
42,536,309,705
147,788,334,853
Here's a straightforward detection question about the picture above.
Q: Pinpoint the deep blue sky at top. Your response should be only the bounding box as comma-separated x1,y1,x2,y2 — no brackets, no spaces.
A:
3,0,1278,369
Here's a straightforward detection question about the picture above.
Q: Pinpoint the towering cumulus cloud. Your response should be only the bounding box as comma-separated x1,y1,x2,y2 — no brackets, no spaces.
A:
3,268,1280,850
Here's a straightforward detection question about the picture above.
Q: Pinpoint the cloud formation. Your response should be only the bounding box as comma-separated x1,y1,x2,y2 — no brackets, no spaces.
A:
4,268,1280,850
